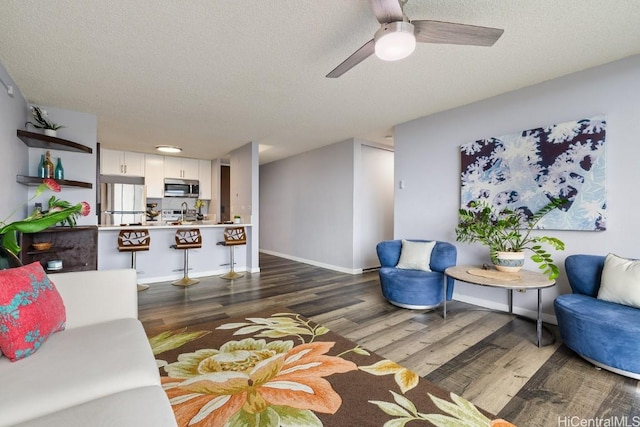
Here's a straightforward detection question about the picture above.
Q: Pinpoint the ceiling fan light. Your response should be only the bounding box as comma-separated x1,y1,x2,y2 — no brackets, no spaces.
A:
374,21,416,61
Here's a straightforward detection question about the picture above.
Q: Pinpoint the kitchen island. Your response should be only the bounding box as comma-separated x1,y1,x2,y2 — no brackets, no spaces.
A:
98,223,256,284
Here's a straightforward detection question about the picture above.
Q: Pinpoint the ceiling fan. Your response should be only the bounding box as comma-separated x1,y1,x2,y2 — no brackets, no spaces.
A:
326,0,504,78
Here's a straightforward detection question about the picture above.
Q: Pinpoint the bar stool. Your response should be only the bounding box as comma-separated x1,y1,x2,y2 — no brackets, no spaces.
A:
217,226,246,280
171,228,202,287
117,229,151,292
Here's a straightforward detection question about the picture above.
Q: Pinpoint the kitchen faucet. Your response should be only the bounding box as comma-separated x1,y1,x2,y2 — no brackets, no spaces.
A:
181,202,188,222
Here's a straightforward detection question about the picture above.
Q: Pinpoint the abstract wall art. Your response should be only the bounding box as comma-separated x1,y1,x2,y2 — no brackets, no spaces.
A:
460,116,606,231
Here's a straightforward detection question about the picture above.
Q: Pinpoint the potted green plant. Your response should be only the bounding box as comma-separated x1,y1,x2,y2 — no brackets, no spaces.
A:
0,179,90,269
195,199,205,220
455,199,565,279
25,106,65,137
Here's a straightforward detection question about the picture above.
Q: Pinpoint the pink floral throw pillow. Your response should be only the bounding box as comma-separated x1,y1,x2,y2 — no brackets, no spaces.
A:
0,262,66,361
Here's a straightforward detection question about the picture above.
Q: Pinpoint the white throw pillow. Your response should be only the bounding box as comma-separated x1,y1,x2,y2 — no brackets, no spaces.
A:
597,253,640,308
396,240,436,272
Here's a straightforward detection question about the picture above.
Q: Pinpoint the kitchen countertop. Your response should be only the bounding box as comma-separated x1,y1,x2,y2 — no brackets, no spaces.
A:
98,222,251,231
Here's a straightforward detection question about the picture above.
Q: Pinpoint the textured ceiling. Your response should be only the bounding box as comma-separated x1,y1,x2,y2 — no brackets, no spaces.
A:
1,1,639,164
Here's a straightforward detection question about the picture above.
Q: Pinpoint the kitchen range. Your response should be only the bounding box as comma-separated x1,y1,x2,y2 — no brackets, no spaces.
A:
161,208,196,223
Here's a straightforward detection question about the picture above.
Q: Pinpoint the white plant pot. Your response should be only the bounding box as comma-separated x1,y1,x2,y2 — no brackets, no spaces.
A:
43,129,57,137
233,217,242,224
492,251,525,273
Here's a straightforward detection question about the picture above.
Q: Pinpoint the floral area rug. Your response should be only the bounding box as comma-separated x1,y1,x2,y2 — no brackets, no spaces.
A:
147,307,516,427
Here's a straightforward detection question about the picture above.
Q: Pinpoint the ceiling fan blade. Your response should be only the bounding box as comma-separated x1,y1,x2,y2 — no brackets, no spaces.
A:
412,20,504,46
326,39,375,78
369,0,404,24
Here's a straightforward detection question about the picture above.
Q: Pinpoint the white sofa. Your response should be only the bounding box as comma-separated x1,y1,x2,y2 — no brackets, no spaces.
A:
0,269,177,427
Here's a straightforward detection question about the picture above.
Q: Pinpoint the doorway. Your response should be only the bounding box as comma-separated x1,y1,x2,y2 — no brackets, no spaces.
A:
220,165,230,222
359,145,394,269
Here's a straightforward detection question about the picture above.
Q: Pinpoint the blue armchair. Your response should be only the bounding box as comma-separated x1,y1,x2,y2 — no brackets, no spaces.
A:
376,240,457,309
554,254,640,379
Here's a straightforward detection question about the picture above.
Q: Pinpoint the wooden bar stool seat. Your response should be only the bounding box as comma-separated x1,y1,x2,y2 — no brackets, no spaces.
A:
117,229,151,292
216,227,246,280
171,228,202,287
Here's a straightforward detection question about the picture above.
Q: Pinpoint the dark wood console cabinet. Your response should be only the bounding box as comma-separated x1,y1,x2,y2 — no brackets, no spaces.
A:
19,226,98,273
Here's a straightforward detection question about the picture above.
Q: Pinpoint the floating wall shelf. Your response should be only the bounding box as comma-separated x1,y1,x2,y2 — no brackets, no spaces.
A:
17,129,93,154
16,175,93,189
16,129,94,188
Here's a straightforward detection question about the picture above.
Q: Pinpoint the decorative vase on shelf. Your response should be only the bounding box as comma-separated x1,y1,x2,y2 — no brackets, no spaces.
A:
43,129,57,137
44,151,55,179
0,236,23,270
55,158,64,180
37,154,46,178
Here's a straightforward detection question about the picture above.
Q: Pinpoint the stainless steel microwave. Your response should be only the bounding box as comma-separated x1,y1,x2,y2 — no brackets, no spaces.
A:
164,178,199,198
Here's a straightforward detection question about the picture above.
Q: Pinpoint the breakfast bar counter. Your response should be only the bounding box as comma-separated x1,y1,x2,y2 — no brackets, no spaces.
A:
98,222,230,231
97,223,256,284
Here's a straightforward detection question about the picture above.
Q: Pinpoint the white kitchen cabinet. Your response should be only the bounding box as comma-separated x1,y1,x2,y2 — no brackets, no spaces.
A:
164,156,199,180
144,154,165,198
198,159,212,199
163,156,182,178
101,149,145,176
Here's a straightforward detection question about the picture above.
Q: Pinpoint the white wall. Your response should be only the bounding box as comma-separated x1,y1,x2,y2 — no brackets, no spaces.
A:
230,143,255,222
394,55,640,322
0,64,28,223
260,139,356,272
0,64,98,228
26,105,98,225
229,141,259,272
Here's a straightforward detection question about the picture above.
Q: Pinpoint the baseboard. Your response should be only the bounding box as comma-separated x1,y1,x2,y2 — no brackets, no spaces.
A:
257,251,556,322
453,294,558,325
259,249,363,275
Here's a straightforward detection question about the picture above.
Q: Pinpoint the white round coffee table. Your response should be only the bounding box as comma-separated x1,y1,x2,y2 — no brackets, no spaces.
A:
444,265,556,347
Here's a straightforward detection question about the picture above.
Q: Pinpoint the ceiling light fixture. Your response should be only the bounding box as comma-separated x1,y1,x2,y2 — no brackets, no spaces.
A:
374,21,416,61
155,145,182,153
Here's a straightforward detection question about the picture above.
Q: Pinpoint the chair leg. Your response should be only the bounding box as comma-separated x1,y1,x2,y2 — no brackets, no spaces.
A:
172,249,199,287
221,246,244,280
131,251,149,292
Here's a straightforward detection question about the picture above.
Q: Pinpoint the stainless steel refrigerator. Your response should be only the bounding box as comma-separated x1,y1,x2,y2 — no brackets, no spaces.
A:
100,182,146,226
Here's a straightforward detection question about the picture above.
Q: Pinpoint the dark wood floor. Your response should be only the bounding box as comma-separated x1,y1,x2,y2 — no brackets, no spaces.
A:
138,253,640,426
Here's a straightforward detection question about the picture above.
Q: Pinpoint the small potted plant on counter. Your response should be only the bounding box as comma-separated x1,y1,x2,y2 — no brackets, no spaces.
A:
25,106,65,137
233,215,242,224
195,199,205,221
455,198,565,279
